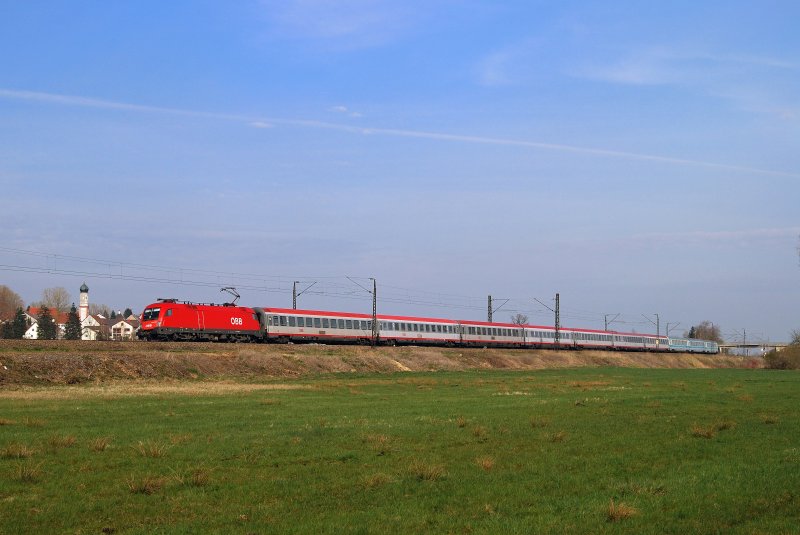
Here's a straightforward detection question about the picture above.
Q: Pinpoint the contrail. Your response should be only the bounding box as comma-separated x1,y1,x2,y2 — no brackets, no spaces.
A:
2,88,797,179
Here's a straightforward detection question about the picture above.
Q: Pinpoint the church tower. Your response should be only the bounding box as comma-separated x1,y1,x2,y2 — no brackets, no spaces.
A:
79,282,89,322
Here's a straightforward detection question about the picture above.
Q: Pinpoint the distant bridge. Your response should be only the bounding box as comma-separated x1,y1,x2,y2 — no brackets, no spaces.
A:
719,343,788,356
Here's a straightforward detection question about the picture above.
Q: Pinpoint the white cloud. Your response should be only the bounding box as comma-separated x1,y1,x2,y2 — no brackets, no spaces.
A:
1,88,798,179
260,0,421,49
574,47,800,120
329,105,363,118
473,38,546,87
632,227,800,245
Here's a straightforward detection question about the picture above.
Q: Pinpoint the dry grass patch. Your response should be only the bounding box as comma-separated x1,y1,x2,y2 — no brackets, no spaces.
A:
569,380,611,389
690,424,717,439
530,416,550,428
736,394,753,402
362,473,393,489
88,437,111,452
691,420,736,439
168,433,193,445
456,416,468,428
606,499,637,522
172,467,212,487
714,419,736,431
48,434,77,449
1,442,35,459
134,440,170,458
127,474,167,495
475,456,495,471
471,425,488,439
364,434,393,455
408,460,446,481
0,382,314,400
645,400,662,408
13,461,43,483
188,468,211,487
21,417,46,427
760,414,780,425
0,418,15,425
549,430,568,443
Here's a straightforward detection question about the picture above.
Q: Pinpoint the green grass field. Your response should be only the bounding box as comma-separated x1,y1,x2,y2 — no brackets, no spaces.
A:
1,368,798,534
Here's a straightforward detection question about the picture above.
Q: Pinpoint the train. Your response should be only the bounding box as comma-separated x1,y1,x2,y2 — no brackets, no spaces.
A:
137,298,720,354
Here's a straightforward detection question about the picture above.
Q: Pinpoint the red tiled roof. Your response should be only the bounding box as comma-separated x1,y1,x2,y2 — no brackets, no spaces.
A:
27,307,71,325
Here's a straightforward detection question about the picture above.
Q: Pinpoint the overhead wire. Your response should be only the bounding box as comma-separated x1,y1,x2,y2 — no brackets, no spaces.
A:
0,246,673,331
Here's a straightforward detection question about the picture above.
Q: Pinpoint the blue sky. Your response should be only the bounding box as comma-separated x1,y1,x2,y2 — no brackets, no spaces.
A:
1,1,798,341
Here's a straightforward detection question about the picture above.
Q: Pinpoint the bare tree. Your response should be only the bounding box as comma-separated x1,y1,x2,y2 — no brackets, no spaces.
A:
88,303,112,317
0,285,24,322
686,321,723,343
41,287,71,313
789,329,800,346
510,313,529,325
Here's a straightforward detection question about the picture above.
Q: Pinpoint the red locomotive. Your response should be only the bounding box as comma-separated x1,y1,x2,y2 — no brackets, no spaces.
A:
138,288,263,342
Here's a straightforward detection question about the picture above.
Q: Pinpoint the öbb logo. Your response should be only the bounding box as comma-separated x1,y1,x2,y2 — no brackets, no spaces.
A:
230,317,243,326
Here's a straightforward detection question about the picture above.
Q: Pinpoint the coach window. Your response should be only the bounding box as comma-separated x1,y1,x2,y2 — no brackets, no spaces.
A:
288,317,296,327
345,320,353,329
312,318,319,328
280,316,287,326
322,318,329,329
271,315,279,326
299,317,306,327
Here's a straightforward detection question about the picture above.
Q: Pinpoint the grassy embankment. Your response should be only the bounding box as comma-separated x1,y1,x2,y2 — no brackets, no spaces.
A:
1,367,798,534
0,339,753,385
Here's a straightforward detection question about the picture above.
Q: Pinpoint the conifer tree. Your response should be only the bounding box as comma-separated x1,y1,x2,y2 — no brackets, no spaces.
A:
64,304,82,340
37,305,57,340
0,321,12,339
12,307,28,339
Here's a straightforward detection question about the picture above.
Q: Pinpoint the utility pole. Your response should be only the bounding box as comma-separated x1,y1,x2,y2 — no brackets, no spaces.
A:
555,293,560,346
604,313,620,331
292,281,317,310
486,295,509,323
534,293,560,346
371,278,378,347
345,276,379,347
743,328,747,357
666,322,681,337
642,313,660,337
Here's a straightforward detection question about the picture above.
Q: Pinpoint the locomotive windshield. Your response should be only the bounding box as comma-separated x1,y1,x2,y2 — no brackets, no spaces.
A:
142,307,161,321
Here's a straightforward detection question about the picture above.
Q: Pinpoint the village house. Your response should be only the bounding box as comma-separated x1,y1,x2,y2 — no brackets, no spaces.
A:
19,283,139,340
